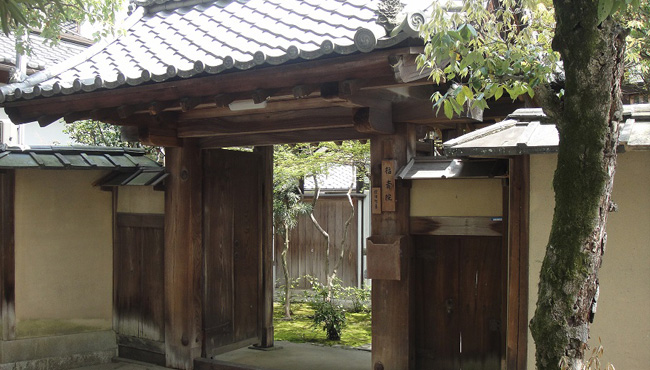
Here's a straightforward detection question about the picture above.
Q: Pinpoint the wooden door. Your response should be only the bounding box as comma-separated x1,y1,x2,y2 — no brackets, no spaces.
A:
114,212,166,365
414,235,504,370
203,149,262,356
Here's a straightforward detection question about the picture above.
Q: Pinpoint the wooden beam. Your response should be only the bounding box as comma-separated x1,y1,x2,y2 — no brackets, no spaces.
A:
506,155,530,370
1,170,15,340
90,108,115,121
178,111,353,138
214,93,236,108
370,124,415,370
117,104,139,119
37,115,61,127
200,127,370,148
139,126,181,147
149,101,175,116
4,48,404,122
292,84,317,99
251,89,277,104
410,216,503,236
255,146,274,348
64,111,91,123
180,97,202,112
353,102,394,134
164,141,203,369
179,96,348,121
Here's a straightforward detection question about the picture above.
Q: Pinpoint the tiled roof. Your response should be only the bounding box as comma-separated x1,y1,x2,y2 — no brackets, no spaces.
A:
304,164,357,191
0,0,426,103
0,32,89,72
0,145,161,170
444,105,650,156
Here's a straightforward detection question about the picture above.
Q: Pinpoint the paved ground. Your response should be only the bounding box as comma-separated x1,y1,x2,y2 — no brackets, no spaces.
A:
76,341,371,370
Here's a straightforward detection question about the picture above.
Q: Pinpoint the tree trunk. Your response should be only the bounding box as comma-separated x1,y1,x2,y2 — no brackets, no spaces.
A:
281,222,291,319
329,188,356,287
530,2,626,369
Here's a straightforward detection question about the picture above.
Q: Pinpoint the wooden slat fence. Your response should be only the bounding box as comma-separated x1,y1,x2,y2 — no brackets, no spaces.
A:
274,196,359,289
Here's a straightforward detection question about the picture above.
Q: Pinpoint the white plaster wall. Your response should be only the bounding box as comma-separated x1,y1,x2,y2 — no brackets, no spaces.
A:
14,170,113,323
527,151,650,369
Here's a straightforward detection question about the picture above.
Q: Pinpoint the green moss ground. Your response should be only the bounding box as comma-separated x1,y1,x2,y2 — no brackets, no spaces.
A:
273,303,371,347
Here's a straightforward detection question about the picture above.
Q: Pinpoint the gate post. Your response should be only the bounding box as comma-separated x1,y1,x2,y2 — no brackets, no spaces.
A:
255,146,274,348
370,124,416,370
164,141,203,369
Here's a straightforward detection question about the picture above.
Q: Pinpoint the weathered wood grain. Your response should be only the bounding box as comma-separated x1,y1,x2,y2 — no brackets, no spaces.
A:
164,141,203,369
410,216,504,237
506,155,530,370
370,124,414,370
0,170,15,340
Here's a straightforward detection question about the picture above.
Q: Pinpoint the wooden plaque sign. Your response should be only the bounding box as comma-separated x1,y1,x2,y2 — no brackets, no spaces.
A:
371,187,382,214
381,159,396,212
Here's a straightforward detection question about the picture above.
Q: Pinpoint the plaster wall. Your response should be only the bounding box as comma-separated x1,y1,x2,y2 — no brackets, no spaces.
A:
527,152,650,369
117,186,164,214
410,178,503,216
14,170,113,337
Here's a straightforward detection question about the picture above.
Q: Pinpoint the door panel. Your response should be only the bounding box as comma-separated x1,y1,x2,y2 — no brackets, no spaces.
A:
414,235,503,370
203,149,261,356
415,236,461,370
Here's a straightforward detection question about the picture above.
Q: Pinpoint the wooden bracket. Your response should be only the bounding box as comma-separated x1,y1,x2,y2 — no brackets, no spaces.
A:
180,97,202,112
139,126,181,147
64,111,90,123
353,101,394,134
37,115,61,127
214,93,236,108
292,84,317,99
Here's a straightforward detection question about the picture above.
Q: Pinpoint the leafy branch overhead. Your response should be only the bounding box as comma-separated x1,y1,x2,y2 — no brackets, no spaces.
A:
0,0,123,52
417,0,648,120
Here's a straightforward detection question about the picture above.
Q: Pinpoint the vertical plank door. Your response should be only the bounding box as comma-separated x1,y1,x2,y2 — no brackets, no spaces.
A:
414,235,504,370
203,149,262,357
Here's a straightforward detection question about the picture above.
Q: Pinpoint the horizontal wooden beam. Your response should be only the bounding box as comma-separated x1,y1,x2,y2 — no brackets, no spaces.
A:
139,126,181,147
410,216,503,236
178,113,353,138
200,127,370,148
4,48,406,123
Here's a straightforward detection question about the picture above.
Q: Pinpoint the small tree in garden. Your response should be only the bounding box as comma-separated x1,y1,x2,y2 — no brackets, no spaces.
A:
272,174,311,320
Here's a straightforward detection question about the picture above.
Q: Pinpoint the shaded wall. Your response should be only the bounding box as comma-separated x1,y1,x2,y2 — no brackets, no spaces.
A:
410,179,503,217
14,169,113,337
528,152,650,369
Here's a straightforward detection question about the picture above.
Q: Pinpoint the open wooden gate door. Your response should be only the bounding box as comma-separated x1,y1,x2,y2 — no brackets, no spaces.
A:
414,235,504,370
202,149,263,357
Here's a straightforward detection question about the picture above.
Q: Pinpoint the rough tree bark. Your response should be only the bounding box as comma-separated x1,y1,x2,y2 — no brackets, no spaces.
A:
529,1,627,369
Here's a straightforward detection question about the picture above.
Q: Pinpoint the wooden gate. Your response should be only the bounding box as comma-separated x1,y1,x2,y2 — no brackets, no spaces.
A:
414,235,504,370
114,212,165,364
203,149,263,356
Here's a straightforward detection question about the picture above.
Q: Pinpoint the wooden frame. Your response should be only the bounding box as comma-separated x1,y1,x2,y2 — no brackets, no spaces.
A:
1,170,15,341
506,155,530,369
255,146,274,348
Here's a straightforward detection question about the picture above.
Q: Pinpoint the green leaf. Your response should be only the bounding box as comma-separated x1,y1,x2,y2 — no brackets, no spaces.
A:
443,100,453,119
597,0,614,23
495,86,504,100
461,85,474,101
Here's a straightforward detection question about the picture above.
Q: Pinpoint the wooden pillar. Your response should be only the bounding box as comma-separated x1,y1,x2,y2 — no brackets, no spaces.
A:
1,170,15,341
164,141,203,369
370,124,415,370
506,155,530,369
254,146,274,347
